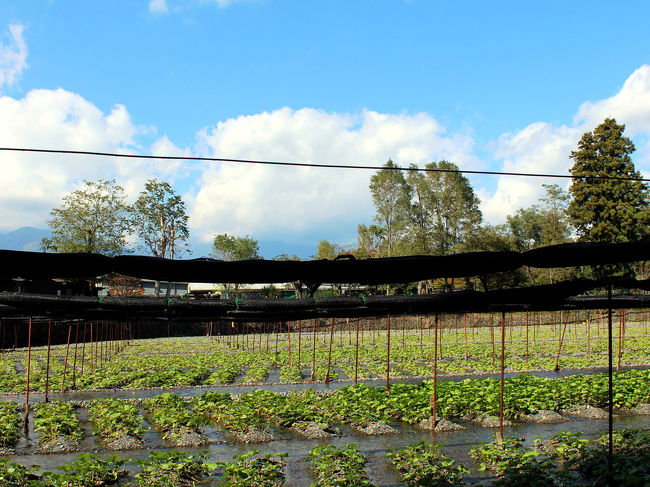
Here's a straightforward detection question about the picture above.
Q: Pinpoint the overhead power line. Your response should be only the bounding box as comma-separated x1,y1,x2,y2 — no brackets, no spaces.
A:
1,146,649,182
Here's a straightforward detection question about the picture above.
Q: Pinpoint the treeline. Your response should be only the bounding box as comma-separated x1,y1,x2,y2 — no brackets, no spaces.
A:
314,118,650,291
42,118,650,293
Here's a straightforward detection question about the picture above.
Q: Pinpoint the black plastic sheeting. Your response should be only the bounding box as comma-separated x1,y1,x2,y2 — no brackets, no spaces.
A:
1,240,649,284
1,277,649,322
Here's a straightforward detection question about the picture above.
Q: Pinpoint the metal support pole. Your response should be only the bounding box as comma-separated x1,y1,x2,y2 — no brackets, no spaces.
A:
386,314,391,396
61,324,72,392
325,318,335,383
24,317,33,431
45,318,52,403
499,310,506,441
607,285,613,484
431,313,438,430
311,318,317,381
354,317,360,384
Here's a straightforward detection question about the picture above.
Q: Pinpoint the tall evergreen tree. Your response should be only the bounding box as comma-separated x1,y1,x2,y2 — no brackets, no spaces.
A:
568,118,650,243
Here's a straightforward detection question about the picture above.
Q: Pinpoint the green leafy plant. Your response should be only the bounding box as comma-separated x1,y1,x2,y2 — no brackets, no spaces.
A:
33,401,82,444
88,398,145,440
43,453,126,486
0,459,42,487
135,450,212,487
219,450,287,486
0,402,22,447
307,444,376,486
387,441,468,486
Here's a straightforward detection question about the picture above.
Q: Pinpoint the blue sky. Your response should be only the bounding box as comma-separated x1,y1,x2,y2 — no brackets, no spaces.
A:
1,0,650,258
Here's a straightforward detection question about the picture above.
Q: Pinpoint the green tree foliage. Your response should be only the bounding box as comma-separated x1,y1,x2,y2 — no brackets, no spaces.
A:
568,118,650,243
313,239,347,260
369,160,411,257
407,160,482,255
212,233,260,261
42,179,130,256
131,179,190,259
354,223,383,259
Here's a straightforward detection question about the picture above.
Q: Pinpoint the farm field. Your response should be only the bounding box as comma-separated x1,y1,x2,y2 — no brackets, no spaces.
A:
1,310,649,485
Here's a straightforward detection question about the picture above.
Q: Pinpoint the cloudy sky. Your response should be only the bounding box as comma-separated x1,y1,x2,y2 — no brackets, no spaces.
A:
1,1,650,258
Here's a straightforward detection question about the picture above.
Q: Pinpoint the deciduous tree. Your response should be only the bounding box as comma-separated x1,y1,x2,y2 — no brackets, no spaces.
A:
42,179,130,256
131,179,190,260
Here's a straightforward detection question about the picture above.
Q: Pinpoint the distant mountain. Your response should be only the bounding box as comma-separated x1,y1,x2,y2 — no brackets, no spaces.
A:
0,227,50,251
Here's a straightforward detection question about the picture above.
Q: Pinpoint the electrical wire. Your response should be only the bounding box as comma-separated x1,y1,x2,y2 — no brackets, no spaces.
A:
0,146,649,182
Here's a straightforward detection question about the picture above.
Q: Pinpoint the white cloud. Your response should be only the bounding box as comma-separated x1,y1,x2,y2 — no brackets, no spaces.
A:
190,107,477,244
480,65,650,224
148,0,169,14
0,24,27,89
0,88,169,231
575,64,650,136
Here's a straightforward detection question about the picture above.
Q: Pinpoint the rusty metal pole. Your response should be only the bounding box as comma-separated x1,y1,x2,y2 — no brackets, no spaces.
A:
607,285,613,483
354,317,360,384
61,324,72,392
464,313,468,360
431,313,438,430
554,312,570,371
617,310,623,372
80,321,87,377
311,318,317,381
45,318,52,403
587,313,591,356
297,320,302,367
386,314,391,396
287,321,292,366
490,313,495,367
525,311,529,362
419,315,423,350
72,321,79,388
89,322,94,375
24,317,33,431
325,318,335,383
499,311,506,442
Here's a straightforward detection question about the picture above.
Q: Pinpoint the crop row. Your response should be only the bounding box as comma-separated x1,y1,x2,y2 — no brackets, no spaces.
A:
2,429,648,486
1,327,649,393
5,369,649,451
